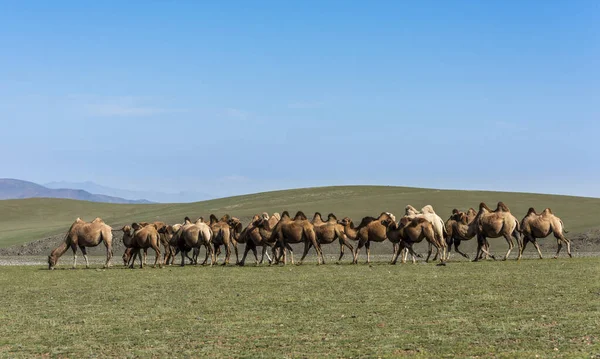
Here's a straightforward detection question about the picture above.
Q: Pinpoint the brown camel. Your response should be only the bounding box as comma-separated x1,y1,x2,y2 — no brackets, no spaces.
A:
128,222,163,268
242,212,281,265
179,217,214,266
404,205,448,260
311,212,354,263
337,212,395,264
48,217,114,270
473,202,522,261
269,211,323,265
209,214,239,265
444,208,483,259
382,217,443,265
226,216,244,264
519,208,571,259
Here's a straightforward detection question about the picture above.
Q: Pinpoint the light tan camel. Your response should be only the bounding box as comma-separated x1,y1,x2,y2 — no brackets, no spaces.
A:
48,217,114,270
179,217,213,266
473,202,522,261
519,208,571,259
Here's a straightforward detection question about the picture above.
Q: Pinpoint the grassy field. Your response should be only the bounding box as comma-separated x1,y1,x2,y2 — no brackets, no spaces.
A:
0,258,598,358
2,185,600,248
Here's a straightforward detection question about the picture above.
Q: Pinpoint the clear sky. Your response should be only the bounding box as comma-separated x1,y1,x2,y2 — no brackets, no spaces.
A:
1,1,598,198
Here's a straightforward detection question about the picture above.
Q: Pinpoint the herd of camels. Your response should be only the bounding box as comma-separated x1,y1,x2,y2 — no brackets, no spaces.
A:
47,202,572,270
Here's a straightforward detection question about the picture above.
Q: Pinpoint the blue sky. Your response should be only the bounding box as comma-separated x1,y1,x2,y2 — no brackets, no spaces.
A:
1,1,598,198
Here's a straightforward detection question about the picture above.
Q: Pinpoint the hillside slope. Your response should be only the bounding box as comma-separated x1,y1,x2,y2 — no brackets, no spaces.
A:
1,185,599,249
0,179,151,204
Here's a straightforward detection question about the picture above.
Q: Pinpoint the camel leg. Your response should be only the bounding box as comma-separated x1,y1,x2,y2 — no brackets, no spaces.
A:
232,241,239,265
454,240,470,259
222,242,231,266
239,243,251,266
142,248,148,266
503,234,514,260
152,244,161,268
71,245,78,269
353,240,365,264
532,238,543,259
520,236,530,259
79,246,90,268
425,242,433,263
180,247,186,267
554,233,572,258
365,241,371,264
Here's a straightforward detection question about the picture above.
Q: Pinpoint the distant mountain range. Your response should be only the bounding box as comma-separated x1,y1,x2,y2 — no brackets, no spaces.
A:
0,179,152,204
44,180,213,203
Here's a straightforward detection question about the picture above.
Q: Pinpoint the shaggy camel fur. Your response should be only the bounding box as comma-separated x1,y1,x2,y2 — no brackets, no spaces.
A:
179,217,214,266
382,217,443,265
242,213,281,265
473,202,522,261
310,212,354,263
269,211,323,265
404,205,448,260
128,222,163,268
48,217,114,270
336,212,395,264
520,208,571,259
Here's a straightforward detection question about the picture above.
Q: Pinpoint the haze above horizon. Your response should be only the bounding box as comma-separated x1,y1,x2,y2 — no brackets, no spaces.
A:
1,1,598,198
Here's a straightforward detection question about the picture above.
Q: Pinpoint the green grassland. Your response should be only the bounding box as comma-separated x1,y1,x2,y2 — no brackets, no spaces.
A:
0,258,598,358
2,185,600,248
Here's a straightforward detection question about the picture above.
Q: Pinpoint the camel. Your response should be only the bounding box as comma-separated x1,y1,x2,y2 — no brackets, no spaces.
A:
405,205,448,260
48,217,114,270
336,212,395,264
381,217,444,265
269,211,323,265
225,216,244,264
242,212,281,266
179,217,214,266
127,222,163,268
121,221,169,266
473,202,522,261
209,214,240,265
310,212,354,263
519,208,571,259
444,208,483,259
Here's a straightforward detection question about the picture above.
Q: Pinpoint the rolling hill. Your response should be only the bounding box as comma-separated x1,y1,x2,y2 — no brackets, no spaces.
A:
1,185,599,250
0,179,152,204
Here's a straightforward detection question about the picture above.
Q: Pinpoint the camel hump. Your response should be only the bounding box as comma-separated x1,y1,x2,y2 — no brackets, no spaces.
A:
421,205,435,214
358,216,376,227
452,208,460,215
220,214,231,222
479,202,491,211
294,211,307,220
496,202,510,212
272,213,281,221
526,207,537,216
404,205,418,215
209,214,219,224
542,208,553,216
327,213,337,220
280,211,291,219
92,217,104,224
313,212,323,220
184,216,192,223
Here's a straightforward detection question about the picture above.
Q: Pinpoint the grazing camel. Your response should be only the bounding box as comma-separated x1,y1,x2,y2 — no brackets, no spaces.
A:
48,217,114,270
336,212,395,264
519,208,571,259
311,212,354,263
382,217,443,265
269,211,323,265
473,202,522,261
405,205,448,260
127,222,163,268
209,214,239,265
179,217,214,266
243,212,280,266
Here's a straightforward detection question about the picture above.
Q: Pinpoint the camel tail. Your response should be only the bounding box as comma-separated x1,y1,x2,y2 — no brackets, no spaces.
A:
560,219,569,234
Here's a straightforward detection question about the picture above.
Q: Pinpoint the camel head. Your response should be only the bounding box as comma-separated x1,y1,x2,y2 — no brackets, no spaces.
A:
261,212,270,221
337,217,353,227
227,217,243,233
380,217,397,229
